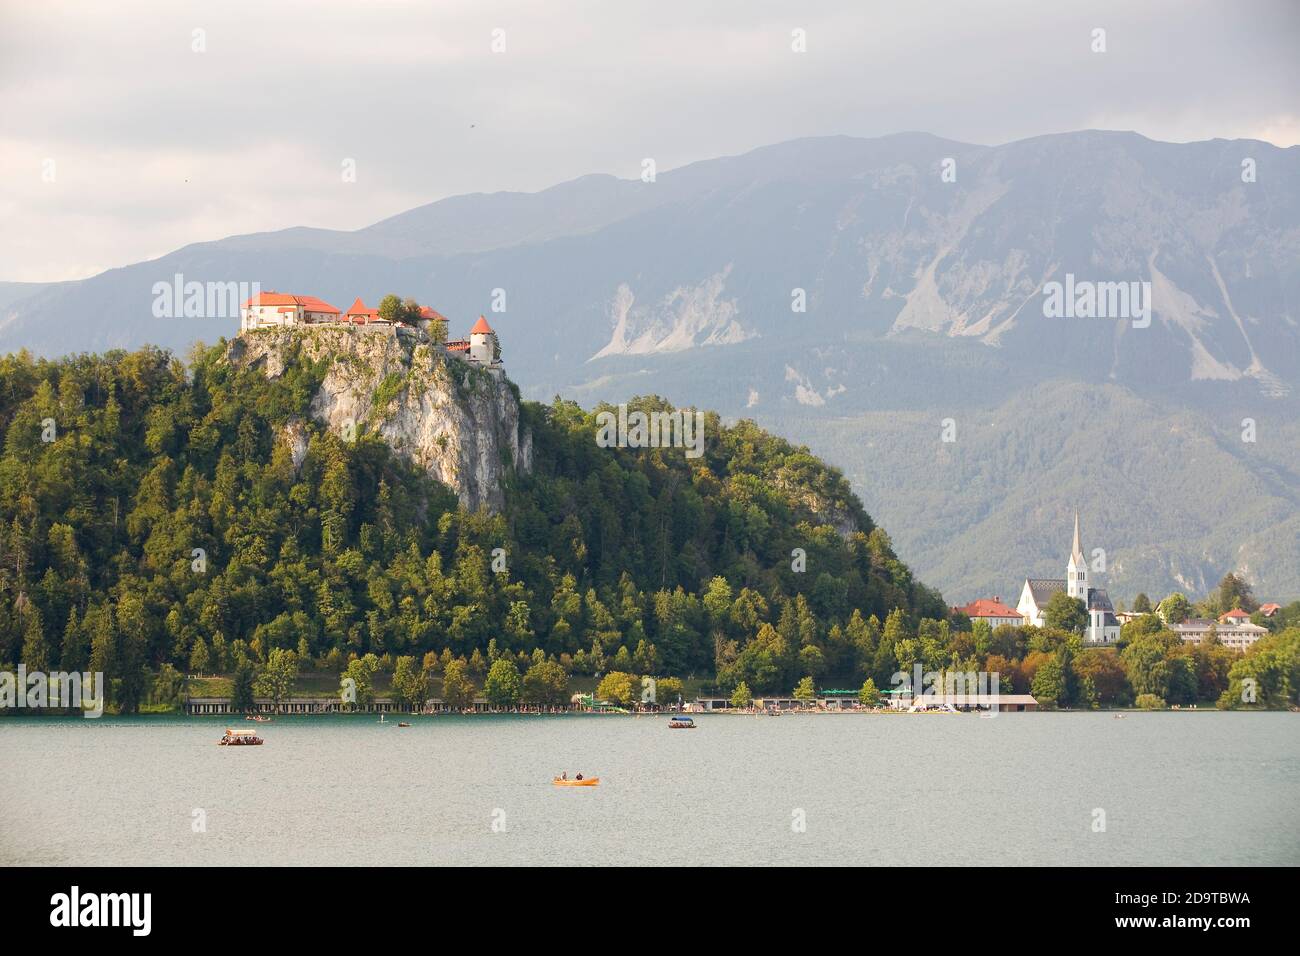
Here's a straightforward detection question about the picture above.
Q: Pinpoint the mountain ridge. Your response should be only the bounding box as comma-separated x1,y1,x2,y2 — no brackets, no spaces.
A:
3,129,1297,601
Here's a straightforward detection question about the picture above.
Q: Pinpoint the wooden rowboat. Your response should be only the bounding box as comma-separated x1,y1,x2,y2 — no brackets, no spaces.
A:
552,777,599,786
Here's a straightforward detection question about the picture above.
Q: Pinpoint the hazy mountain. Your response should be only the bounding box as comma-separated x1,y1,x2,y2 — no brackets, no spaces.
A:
3,131,1297,602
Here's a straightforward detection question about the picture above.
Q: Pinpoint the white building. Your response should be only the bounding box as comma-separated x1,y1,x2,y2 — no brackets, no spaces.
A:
241,292,341,330
1173,616,1268,652
1016,513,1121,645
952,597,1023,629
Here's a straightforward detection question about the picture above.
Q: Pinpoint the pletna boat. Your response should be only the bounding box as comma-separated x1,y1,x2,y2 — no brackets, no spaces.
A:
668,716,696,729
552,776,599,786
219,729,264,746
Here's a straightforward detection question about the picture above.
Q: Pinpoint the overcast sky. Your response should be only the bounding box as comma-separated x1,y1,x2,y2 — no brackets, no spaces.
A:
1,0,1297,282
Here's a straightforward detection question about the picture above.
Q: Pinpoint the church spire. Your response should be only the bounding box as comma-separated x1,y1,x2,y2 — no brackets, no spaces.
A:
1071,511,1084,564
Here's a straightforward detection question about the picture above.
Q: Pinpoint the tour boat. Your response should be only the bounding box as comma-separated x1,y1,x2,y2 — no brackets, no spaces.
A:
552,777,599,786
219,729,264,746
668,716,696,729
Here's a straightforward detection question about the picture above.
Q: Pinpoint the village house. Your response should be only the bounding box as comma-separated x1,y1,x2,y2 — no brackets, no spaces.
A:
952,597,1023,629
239,292,502,368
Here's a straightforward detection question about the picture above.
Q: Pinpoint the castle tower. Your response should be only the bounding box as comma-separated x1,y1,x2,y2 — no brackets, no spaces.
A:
468,315,498,364
1066,511,1088,599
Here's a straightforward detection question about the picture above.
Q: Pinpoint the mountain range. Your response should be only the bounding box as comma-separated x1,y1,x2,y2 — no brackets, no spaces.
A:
4,130,1298,603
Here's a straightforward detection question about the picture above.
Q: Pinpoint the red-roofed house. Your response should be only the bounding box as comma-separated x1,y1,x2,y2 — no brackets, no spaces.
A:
1219,608,1253,624
1259,603,1282,618
241,292,341,330
953,597,1023,629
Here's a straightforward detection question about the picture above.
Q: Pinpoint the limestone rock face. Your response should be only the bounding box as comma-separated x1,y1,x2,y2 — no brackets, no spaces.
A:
228,325,531,512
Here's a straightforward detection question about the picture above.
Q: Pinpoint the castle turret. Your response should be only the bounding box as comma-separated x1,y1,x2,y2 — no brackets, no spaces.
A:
468,315,498,365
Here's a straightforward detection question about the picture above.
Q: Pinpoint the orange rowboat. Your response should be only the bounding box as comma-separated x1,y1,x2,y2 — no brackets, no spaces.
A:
552,777,599,786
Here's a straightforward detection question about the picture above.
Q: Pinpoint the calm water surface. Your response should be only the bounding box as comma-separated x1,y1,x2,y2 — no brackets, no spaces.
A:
1,712,1296,866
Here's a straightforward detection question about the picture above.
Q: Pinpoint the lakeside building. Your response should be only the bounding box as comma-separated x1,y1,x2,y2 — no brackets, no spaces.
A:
1172,615,1268,651
239,292,502,368
186,695,496,715
952,597,1023,629
1016,512,1121,645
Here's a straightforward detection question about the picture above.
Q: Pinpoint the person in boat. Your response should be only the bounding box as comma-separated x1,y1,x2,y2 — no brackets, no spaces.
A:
575,773,583,780
560,772,567,780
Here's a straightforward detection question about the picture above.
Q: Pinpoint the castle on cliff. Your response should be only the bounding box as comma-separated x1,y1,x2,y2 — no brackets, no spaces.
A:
239,292,501,367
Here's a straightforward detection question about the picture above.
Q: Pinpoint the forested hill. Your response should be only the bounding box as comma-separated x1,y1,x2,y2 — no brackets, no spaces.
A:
0,343,945,709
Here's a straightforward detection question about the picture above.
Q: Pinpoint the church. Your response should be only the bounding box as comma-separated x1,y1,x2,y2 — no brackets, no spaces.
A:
1016,513,1121,645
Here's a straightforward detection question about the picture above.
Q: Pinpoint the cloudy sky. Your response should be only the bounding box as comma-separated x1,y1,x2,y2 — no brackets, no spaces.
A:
2,0,1297,282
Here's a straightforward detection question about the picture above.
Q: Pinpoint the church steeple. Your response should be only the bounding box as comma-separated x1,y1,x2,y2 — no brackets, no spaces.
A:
1066,511,1088,599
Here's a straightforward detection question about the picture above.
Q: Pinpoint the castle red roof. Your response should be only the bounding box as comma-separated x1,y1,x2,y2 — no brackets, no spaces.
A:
344,297,380,323
470,315,494,335
419,306,449,322
242,292,340,313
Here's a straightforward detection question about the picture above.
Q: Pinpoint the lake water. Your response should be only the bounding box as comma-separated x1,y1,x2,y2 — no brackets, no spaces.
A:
1,712,1296,866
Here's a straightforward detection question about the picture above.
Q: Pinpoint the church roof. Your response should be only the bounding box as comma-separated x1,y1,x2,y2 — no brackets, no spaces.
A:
1086,588,1115,613
470,315,494,335
1025,579,1065,606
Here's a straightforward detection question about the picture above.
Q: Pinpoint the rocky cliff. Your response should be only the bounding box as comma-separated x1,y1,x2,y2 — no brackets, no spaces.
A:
227,325,531,512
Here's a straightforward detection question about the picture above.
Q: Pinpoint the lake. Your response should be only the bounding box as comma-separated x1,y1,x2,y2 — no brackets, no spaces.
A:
1,712,1296,866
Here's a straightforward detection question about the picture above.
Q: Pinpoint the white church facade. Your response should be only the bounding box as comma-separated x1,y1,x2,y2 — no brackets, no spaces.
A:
1016,513,1121,645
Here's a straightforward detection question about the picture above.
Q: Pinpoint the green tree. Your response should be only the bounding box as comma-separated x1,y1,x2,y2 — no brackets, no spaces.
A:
730,680,752,709
654,676,684,707
1030,654,1067,708
441,659,476,709
231,660,256,713
1158,592,1191,624
1215,573,1258,614
1043,591,1088,635
522,659,569,707
859,677,881,707
595,670,635,706
255,648,297,711
484,657,522,708
189,637,210,675
793,675,816,704
340,654,379,709
392,655,429,711
1132,593,1152,613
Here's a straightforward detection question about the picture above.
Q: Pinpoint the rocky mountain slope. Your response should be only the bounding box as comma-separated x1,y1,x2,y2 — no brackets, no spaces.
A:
229,326,530,512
